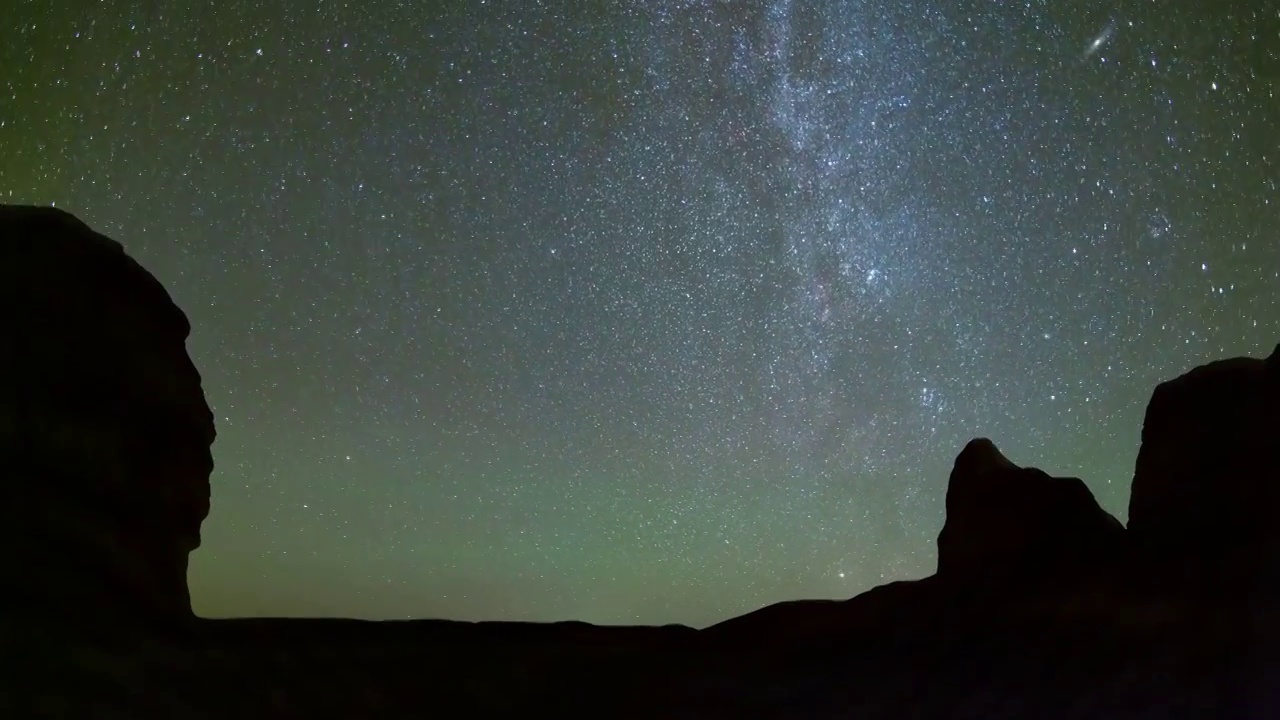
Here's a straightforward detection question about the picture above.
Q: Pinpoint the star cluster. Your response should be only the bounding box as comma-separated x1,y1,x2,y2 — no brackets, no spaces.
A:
3,1,1276,627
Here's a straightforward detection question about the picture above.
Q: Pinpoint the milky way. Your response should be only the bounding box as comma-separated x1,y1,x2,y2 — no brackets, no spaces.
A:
3,1,1277,627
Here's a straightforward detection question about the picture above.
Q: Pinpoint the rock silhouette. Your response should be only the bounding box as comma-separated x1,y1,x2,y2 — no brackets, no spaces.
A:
936,437,1124,585
4,204,1278,718
0,205,215,626
1128,346,1280,596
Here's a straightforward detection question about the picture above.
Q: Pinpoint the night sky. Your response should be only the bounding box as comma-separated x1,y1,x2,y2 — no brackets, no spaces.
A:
4,1,1277,628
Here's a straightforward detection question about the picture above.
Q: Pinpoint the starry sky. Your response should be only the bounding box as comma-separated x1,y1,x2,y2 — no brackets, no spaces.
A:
3,1,1277,628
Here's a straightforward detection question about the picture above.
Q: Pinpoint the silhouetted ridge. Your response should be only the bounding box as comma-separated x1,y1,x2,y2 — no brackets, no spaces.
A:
5,204,1279,717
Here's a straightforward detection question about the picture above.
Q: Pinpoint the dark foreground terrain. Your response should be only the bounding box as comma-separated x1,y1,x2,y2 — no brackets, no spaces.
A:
3,204,1278,718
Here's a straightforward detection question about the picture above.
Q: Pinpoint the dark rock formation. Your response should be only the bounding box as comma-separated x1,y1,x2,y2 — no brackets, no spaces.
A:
1128,343,1280,592
0,205,216,625
936,437,1124,585
6,204,1280,718
706,438,1128,650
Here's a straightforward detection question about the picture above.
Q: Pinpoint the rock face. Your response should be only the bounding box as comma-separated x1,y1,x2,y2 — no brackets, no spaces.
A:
0,205,215,624
1128,344,1280,591
936,437,1124,584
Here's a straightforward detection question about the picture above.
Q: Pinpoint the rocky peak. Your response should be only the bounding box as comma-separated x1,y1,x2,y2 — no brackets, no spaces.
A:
936,438,1124,584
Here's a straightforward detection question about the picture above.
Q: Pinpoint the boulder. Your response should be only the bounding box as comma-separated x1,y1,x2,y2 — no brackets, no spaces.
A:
936,438,1124,584
1127,344,1280,589
0,205,216,624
